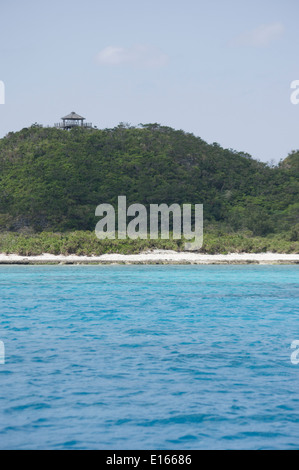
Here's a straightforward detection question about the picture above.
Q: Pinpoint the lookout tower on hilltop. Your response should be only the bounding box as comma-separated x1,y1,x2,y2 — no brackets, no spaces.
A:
55,112,92,130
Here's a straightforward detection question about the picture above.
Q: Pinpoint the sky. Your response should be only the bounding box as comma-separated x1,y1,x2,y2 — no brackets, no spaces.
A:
0,0,299,162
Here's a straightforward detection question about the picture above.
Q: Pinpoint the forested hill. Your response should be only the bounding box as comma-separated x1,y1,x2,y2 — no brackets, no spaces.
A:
0,123,298,236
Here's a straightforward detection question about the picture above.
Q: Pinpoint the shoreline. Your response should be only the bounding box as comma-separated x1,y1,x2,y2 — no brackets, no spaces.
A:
0,250,299,265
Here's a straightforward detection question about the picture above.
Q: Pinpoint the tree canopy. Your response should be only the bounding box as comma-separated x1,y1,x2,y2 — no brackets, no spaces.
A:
0,124,298,236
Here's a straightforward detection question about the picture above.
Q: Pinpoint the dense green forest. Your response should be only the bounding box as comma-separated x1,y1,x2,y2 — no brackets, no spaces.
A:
0,123,298,254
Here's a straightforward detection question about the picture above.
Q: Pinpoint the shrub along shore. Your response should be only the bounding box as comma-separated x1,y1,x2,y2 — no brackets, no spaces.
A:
0,230,298,256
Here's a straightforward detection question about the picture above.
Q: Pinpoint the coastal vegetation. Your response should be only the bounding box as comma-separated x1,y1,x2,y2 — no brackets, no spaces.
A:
0,230,298,256
0,123,298,254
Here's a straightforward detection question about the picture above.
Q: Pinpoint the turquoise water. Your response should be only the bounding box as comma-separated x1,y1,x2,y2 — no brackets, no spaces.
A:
0,265,298,450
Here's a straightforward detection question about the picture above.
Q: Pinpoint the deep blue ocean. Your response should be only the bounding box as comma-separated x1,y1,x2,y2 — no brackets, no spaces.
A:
0,265,298,450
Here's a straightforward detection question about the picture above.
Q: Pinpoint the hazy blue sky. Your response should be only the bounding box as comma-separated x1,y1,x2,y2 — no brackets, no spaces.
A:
1,0,299,162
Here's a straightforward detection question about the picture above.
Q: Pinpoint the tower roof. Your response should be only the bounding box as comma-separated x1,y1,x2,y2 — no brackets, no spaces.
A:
61,111,85,120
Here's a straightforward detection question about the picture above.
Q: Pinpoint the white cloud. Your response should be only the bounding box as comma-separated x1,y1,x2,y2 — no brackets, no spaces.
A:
234,22,285,47
96,45,169,68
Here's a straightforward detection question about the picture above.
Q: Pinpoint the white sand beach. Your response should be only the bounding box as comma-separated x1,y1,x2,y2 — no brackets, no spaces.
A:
0,250,298,264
